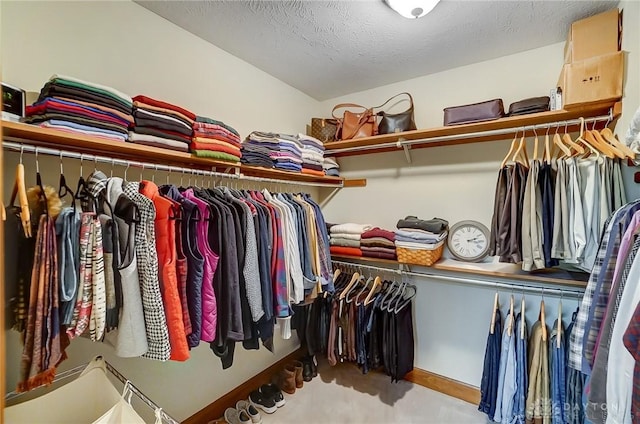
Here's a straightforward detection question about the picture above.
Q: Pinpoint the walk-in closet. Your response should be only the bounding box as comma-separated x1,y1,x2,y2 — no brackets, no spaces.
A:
2,1,640,423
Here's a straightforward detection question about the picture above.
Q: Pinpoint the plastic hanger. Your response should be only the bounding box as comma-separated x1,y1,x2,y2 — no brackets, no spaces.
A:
490,289,499,334
557,292,563,349
75,154,89,205
507,294,515,336
386,280,407,312
378,280,398,310
58,152,76,208
520,294,526,340
394,284,416,312
34,148,49,216
9,146,32,237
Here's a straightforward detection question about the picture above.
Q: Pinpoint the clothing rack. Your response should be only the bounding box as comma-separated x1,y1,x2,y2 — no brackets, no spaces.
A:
331,260,584,300
4,358,179,424
2,141,344,188
325,113,613,156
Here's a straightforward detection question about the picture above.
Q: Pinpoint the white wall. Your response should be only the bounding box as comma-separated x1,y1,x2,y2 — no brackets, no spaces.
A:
1,1,320,421
318,42,604,386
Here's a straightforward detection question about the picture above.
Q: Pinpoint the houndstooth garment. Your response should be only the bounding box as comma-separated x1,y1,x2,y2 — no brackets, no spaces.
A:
123,181,170,361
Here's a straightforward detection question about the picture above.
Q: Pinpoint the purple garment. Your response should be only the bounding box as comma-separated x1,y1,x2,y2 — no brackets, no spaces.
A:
184,190,220,343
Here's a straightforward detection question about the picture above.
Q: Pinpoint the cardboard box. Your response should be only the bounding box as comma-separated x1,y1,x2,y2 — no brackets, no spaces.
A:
569,8,621,62
563,51,624,108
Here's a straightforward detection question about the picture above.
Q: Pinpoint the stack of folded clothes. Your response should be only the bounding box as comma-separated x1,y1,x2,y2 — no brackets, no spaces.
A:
274,134,303,172
323,157,340,177
360,228,396,260
298,133,325,177
129,95,195,152
395,216,449,250
328,223,373,257
241,132,279,168
25,74,133,142
191,116,242,163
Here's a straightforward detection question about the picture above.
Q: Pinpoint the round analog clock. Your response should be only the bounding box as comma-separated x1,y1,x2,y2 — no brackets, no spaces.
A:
447,220,491,263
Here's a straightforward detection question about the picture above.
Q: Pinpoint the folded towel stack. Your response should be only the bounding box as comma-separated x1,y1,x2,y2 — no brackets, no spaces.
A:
26,75,133,142
130,95,195,152
395,216,449,250
328,223,373,257
192,116,242,163
361,228,396,260
323,157,340,177
298,133,326,177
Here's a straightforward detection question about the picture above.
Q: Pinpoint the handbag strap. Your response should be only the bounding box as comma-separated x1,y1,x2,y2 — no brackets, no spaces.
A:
332,103,369,120
375,92,414,114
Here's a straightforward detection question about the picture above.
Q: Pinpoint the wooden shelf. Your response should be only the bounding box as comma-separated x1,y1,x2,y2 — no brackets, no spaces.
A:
331,254,589,288
2,121,363,187
325,100,621,157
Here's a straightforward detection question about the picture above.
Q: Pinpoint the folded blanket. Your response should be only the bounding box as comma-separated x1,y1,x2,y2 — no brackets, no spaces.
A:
362,227,396,240
330,246,362,257
134,95,195,121
396,216,449,233
192,150,240,162
39,83,132,115
329,238,360,248
128,132,189,152
40,120,126,142
395,240,445,250
330,223,373,235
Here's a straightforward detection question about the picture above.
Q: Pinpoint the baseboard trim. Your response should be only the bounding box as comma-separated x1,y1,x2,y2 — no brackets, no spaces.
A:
183,348,304,424
404,367,480,405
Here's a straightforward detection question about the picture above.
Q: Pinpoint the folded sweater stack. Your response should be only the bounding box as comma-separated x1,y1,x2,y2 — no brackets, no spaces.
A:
241,132,304,172
298,133,325,177
361,228,396,260
130,95,195,152
329,223,373,257
323,157,340,177
395,216,449,250
273,134,303,172
26,75,134,142
191,116,242,163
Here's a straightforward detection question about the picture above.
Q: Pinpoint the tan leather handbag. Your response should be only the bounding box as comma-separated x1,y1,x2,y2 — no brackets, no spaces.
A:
332,103,378,141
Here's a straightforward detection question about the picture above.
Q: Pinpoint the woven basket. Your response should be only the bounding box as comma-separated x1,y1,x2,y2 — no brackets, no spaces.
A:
396,243,444,267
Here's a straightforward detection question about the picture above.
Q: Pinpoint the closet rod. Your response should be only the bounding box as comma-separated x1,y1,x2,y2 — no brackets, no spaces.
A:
331,260,584,299
2,141,343,188
105,361,179,424
326,113,612,155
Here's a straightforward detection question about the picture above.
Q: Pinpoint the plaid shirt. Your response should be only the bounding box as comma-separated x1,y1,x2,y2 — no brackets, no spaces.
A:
623,299,640,424
123,181,170,361
584,203,640,369
568,214,615,371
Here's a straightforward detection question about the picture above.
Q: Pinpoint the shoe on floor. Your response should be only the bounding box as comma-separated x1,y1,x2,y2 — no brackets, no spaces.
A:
224,407,251,424
249,389,277,414
236,400,262,424
260,383,285,408
302,357,313,382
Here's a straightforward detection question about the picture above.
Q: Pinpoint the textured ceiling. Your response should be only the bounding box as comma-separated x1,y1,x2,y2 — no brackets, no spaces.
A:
136,0,618,101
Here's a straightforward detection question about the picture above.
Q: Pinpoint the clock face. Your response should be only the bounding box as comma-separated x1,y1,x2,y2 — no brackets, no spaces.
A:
447,221,491,262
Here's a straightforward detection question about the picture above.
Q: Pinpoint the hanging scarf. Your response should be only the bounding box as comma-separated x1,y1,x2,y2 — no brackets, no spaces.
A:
56,207,81,326
18,214,67,392
67,213,94,339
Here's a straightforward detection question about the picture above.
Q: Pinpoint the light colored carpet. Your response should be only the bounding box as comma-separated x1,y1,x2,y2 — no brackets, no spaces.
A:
260,358,487,424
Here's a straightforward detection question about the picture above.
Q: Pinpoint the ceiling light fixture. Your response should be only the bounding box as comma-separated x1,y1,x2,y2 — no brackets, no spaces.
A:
384,0,440,19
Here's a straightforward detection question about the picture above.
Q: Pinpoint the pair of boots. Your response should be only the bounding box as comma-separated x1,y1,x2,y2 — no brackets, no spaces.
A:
275,356,318,395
